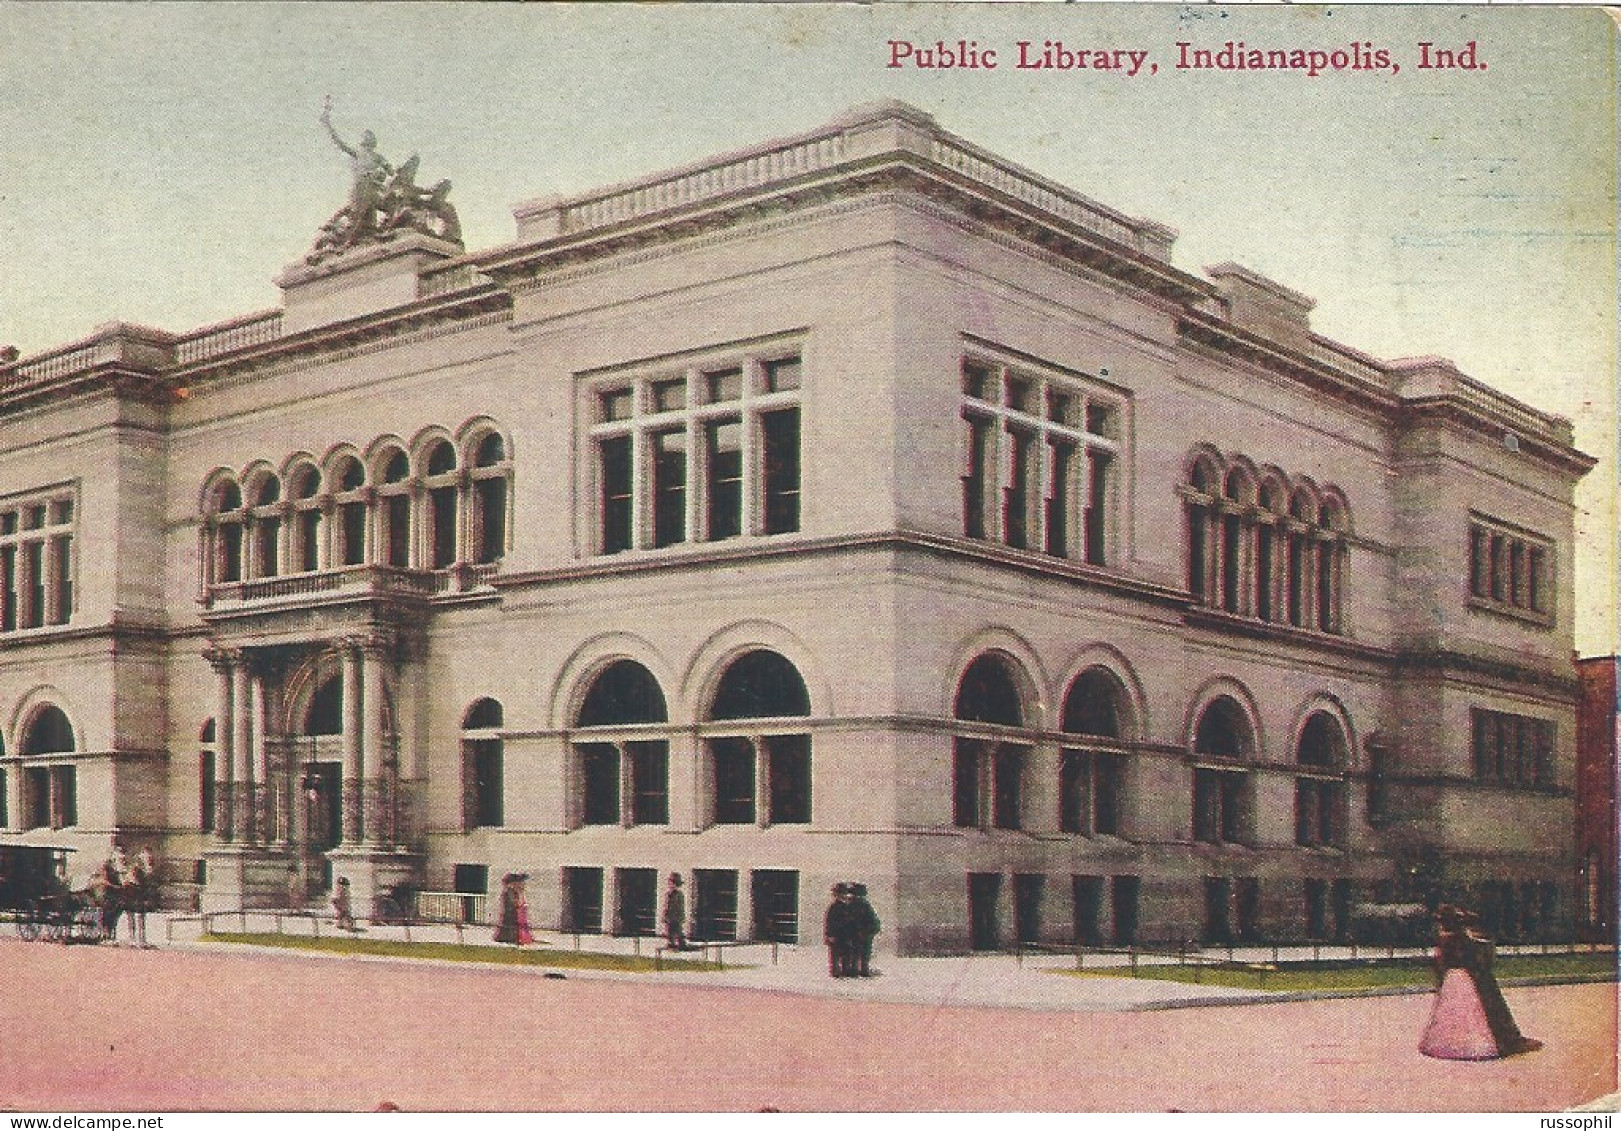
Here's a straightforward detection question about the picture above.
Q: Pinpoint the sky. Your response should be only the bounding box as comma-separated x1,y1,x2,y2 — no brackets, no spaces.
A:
0,2,1614,653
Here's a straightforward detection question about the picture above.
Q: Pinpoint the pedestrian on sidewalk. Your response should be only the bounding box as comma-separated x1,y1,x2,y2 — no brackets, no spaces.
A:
849,882,880,977
495,873,522,944
1419,904,1539,1059
332,877,359,933
824,883,854,977
663,873,687,950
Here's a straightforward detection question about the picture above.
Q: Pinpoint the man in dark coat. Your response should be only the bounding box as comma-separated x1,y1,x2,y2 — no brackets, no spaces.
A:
824,883,853,976
849,882,880,977
662,873,687,950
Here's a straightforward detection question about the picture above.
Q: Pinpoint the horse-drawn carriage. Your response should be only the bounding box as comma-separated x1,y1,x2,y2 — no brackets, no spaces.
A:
0,844,110,943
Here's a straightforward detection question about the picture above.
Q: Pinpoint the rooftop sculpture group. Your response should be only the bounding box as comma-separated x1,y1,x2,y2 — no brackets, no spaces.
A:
309,97,462,263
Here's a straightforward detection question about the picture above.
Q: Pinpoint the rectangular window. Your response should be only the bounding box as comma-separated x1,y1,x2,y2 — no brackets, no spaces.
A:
693,869,739,941
299,510,321,572
1471,708,1555,788
385,494,410,568
761,409,801,535
431,486,458,568
1045,438,1074,558
705,419,744,541
651,429,688,548
712,737,755,824
25,767,49,829
1221,514,1242,612
1094,754,1122,836
953,740,983,828
1469,517,1554,621
628,742,669,825
1187,506,1207,599
475,477,506,564
992,745,1024,830
578,744,620,825
1256,524,1274,620
599,436,634,555
1085,450,1110,566
472,740,503,828
1059,750,1091,834
48,534,71,624
51,766,76,828
960,358,1123,562
1,545,14,631
764,357,802,393
565,867,604,934
200,752,216,832
1072,875,1104,945
615,868,658,937
963,414,996,541
1003,427,1036,550
340,501,366,566
1316,542,1335,629
766,735,811,824
751,869,799,943
23,543,43,629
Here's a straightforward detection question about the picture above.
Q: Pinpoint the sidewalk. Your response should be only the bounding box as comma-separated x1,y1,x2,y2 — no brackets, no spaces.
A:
152,909,1464,1013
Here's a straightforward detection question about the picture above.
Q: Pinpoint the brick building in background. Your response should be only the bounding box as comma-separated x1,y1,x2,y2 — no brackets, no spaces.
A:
0,102,1595,951
1576,656,1617,942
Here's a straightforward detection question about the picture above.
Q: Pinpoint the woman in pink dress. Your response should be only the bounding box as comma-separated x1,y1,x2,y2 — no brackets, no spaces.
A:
514,873,534,945
1419,905,1539,1059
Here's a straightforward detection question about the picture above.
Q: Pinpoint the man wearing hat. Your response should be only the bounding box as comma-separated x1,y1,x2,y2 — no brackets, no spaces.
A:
663,872,687,950
824,883,854,977
849,882,880,977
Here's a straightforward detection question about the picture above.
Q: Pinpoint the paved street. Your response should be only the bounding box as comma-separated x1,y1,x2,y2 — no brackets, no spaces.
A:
0,933,1611,1112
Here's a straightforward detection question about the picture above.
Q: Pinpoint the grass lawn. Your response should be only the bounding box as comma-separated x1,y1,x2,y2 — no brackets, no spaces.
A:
200,931,724,973
1056,951,1617,993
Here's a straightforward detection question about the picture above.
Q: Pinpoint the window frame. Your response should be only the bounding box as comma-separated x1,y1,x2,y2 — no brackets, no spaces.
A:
1467,513,1555,626
585,347,804,556
960,356,1124,565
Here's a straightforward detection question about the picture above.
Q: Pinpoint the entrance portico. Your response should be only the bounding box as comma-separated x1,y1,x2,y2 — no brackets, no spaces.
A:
200,633,420,914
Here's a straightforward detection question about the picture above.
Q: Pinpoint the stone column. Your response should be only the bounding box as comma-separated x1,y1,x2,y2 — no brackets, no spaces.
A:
231,657,252,842
341,642,362,844
210,649,236,840
361,640,389,845
3,759,22,832
250,671,269,843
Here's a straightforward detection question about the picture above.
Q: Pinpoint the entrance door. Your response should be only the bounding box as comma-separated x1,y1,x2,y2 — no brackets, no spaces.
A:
969,872,1001,950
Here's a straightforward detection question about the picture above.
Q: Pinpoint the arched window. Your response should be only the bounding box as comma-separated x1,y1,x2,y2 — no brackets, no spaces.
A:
953,653,1031,831
288,464,323,573
1185,456,1220,602
1060,668,1127,836
423,440,459,570
331,456,368,567
200,718,218,833
208,479,246,584
705,651,812,826
1295,711,1348,848
248,473,282,579
21,704,76,830
461,698,504,830
377,447,412,569
574,661,670,828
469,431,511,566
1185,453,1348,635
1191,696,1252,845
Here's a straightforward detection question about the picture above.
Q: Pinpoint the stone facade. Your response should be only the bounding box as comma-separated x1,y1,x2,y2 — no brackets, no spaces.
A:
0,102,1593,951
